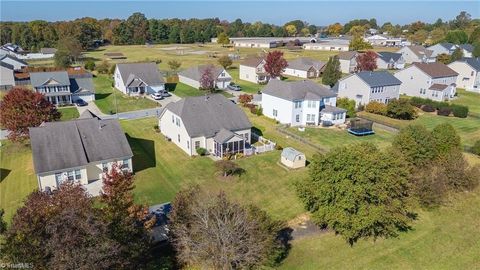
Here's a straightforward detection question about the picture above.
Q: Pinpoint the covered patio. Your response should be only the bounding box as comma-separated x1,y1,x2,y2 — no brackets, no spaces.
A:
213,129,247,157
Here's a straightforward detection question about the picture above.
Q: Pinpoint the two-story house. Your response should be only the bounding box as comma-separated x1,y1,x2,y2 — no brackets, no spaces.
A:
29,110,133,196
337,51,358,74
261,80,346,126
159,94,252,157
239,57,269,84
114,62,165,96
30,71,72,105
397,45,435,64
336,71,402,107
283,57,326,79
376,52,405,70
394,62,459,101
179,64,232,89
448,58,480,92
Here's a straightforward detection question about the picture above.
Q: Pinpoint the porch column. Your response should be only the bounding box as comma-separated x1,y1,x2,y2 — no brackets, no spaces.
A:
56,96,59,105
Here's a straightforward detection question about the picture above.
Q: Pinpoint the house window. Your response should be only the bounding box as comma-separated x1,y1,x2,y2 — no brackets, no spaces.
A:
178,134,180,142
195,141,200,149
471,71,474,76
295,114,300,122
307,101,316,108
172,115,174,123
122,159,129,169
75,170,81,180
176,118,180,127
67,171,74,181
294,101,302,109
102,163,108,173
187,141,190,149
273,109,278,117
55,173,62,183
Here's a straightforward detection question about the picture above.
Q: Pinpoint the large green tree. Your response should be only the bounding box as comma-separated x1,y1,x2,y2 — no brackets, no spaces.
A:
392,125,438,167
297,143,413,245
322,55,341,87
432,123,461,156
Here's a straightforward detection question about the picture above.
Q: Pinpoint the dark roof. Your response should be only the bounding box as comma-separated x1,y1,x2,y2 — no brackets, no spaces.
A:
356,71,402,87
0,54,28,66
337,51,357,60
429,84,449,91
0,61,14,70
30,71,70,87
178,65,225,81
70,77,95,94
377,52,403,62
116,62,164,87
436,43,456,50
413,62,458,78
320,105,347,113
241,57,264,68
262,79,336,101
29,112,133,174
213,128,243,143
462,57,480,71
459,44,474,53
40,48,57,54
164,94,251,138
287,57,326,71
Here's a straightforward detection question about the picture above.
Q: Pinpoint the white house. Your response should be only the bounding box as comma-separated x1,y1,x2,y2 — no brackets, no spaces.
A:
0,61,15,90
239,57,269,84
159,94,252,157
303,39,349,51
0,54,28,70
234,39,278,48
29,110,133,196
427,43,458,57
114,62,165,96
337,51,358,73
336,71,402,107
365,35,408,47
397,45,435,64
459,44,474,58
448,58,480,93
283,58,326,78
394,62,458,101
376,52,405,70
179,65,232,89
261,80,346,126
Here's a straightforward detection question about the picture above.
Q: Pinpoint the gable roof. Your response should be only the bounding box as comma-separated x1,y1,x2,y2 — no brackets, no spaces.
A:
355,71,402,87
405,45,434,58
337,51,357,60
262,79,336,101
435,43,456,50
116,62,164,87
0,61,14,70
287,57,326,71
70,77,95,94
30,71,70,87
462,57,480,71
29,113,133,174
459,44,474,53
241,57,264,68
178,65,225,81
376,52,403,62
0,54,28,66
164,94,251,138
413,62,458,78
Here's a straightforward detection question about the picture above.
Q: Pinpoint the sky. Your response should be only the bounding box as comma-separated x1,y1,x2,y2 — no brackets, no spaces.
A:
1,1,478,25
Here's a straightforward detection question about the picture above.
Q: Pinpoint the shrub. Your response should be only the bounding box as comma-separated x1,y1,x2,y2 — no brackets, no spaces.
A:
238,94,253,107
421,104,435,112
436,101,450,110
255,106,263,116
84,60,96,71
437,107,452,116
471,140,480,156
274,144,283,151
365,101,387,115
451,104,469,118
336,97,356,118
97,60,110,74
409,97,427,108
386,99,417,120
196,147,207,156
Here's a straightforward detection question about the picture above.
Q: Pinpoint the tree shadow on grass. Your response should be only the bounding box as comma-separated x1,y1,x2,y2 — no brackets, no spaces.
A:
95,93,112,100
126,134,156,173
0,168,11,182
165,83,178,92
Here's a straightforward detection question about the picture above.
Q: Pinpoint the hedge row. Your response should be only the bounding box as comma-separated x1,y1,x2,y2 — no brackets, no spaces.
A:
409,97,469,118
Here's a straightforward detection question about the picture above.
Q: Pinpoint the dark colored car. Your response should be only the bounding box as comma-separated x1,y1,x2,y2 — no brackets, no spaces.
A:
75,99,88,106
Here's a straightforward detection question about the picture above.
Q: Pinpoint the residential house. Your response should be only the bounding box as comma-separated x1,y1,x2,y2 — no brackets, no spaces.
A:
394,62,458,101
0,54,28,70
283,57,326,78
69,69,96,102
365,35,410,47
261,80,346,126
159,94,252,157
29,110,133,196
178,65,232,89
0,43,24,57
336,71,402,106
337,51,358,73
114,62,165,96
234,39,278,48
459,44,474,58
427,42,458,57
376,52,405,69
239,57,269,84
0,61,15,90
448,58,480,92
303,39,350,51
397,45,435,64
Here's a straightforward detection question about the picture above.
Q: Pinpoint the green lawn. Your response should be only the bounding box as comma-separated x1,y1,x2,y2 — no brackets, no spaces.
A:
227,68,264,94
58,107,79,121
93,74,158,114
453,89,480,115
167,82,233,98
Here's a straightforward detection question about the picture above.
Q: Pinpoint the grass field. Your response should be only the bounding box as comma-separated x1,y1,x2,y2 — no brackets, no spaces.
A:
93,74,158,114
167,82,234,98
453,89,480,115
58,107,79,121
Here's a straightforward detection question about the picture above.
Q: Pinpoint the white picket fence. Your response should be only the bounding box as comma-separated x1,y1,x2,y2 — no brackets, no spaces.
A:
250,133,276,155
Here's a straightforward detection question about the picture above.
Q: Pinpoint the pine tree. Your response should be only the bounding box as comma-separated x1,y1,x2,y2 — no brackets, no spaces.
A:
322,56,341,87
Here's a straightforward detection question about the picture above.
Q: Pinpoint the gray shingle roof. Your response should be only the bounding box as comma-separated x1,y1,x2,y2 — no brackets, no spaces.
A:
377,52,403,62
213,128,243,143
116,62,164,87
0,54,28,66
337,51,357,60
30,71,70,87
413,62,458,78
29,113,133,174
70,77,95,94
463,57,480,71
281,147,304,161
0,61,13,70
241,57,264,68
164,94,251,138
356,71,402,87
460,44,474,53
262,79,336,101
287,58,326,72
321,105,347,113
437,43,456,50
178,65,225,81
407,45,434,58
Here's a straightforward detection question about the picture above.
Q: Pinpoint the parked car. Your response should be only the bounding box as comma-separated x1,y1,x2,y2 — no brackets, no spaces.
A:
227,83,241,91
151,92,163,100
161,91,172,97
75,99,88,106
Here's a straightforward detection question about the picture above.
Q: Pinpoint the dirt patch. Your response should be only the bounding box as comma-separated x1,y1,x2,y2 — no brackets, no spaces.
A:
287,213,328,240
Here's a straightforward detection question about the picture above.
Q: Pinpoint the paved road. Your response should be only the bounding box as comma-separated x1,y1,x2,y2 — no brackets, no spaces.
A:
103,107,164,120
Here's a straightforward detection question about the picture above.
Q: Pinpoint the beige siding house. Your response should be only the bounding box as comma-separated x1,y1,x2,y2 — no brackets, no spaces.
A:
448,58,480,93
283,58,326,79
0,62,15,89
239,57,269,84
179,65,232,89
29,110,133,196
159,94,252,157
397,45,435,64
337,51,358,74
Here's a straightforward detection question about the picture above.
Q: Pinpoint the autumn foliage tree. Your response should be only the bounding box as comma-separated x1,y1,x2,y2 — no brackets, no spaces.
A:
0,87,60,141
264,50,288,79
218,55,233,69
356,51,378,71
199,65,216,91
101,163,156,269
238,94,253,107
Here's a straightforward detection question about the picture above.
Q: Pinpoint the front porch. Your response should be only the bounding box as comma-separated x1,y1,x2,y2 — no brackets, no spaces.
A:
45,92,73,106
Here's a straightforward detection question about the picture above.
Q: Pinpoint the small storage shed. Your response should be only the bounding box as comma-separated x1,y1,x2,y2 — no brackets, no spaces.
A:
281,147,306,169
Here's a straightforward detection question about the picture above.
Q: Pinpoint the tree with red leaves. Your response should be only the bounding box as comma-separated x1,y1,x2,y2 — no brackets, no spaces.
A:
0,87,60,141
101,163,156,268
355,51,378,72
264,50,288,78
199,65,216,92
